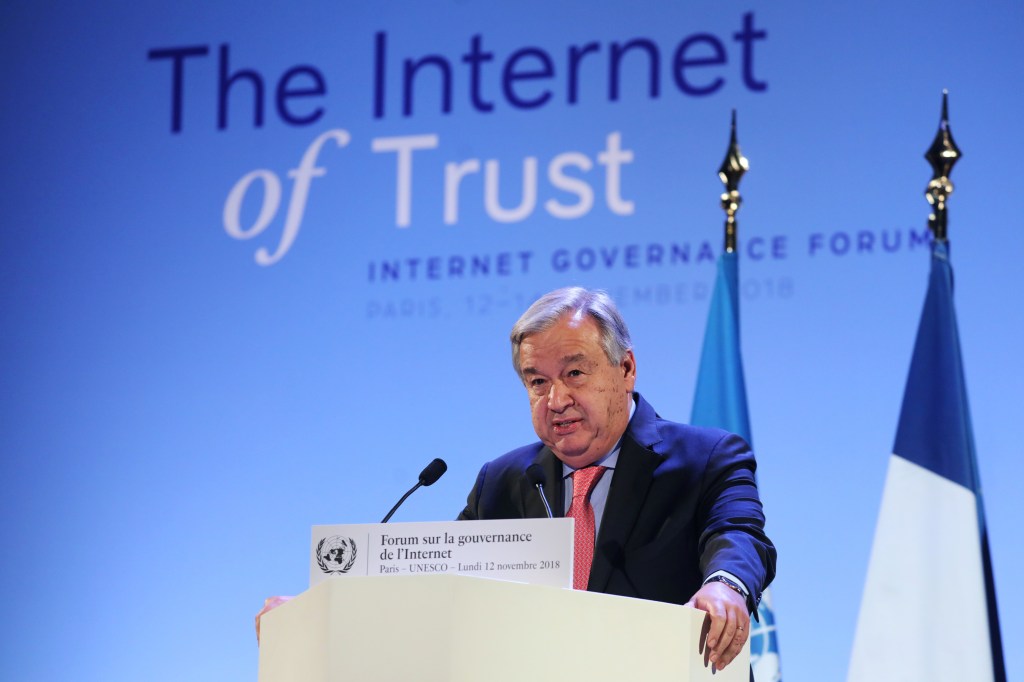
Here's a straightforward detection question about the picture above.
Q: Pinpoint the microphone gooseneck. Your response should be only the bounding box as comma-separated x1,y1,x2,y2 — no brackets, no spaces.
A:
525,463,554,519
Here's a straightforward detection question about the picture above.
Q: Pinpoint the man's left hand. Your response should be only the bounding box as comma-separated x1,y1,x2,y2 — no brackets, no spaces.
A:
684,581,750,670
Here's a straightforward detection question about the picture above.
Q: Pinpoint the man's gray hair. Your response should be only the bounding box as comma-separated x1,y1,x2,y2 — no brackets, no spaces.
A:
510,287,633,379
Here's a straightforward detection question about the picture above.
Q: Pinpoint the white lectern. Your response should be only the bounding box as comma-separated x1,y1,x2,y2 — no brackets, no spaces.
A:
259,574,748,682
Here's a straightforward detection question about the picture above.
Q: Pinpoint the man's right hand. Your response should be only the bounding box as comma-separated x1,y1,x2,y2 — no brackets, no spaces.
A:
255,596,294,645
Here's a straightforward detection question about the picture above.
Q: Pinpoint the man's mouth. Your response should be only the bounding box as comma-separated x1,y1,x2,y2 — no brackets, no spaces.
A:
552,418,581,434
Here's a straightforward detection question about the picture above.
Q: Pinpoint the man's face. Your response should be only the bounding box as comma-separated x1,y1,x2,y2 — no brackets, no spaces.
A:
518,314,636,468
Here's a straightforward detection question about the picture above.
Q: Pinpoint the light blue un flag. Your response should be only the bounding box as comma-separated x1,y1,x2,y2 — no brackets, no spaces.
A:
691,251,781,682
848,241,1006,681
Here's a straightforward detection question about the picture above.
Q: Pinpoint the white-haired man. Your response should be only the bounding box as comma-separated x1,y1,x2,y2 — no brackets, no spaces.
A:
459,287,776,672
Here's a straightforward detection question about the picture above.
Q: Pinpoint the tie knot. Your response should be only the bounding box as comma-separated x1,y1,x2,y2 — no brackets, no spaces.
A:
571,465,606,500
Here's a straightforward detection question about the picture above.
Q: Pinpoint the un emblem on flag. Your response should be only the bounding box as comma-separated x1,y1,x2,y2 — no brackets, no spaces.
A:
750,602,781,681
316,535,358,574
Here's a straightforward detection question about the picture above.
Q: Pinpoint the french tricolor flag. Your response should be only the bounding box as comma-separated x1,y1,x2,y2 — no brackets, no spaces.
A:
848,241,1006,681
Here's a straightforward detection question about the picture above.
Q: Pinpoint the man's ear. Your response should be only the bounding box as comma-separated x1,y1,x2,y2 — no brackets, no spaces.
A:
621,350,637,387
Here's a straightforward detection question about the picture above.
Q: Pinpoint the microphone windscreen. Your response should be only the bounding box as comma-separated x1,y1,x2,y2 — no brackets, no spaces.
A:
418,458,448,486
525,463,547,487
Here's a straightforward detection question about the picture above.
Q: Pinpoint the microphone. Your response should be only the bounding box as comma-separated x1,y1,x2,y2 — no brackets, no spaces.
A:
419,458,447,486
381,458,448,523
525,463,554,519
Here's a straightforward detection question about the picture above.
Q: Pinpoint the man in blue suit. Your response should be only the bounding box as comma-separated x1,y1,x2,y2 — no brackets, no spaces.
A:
459,287,775,672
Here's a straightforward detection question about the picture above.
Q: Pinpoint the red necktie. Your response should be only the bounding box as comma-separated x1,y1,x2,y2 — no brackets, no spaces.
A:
568,465,607,590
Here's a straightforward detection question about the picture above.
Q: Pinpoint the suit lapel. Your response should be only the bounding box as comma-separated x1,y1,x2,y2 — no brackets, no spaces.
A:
588,395,664,592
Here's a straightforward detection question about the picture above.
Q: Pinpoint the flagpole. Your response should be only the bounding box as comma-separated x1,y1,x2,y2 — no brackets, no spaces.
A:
691,112,781,681
924,90,1007,682
924,90,961,243
719,109,748,253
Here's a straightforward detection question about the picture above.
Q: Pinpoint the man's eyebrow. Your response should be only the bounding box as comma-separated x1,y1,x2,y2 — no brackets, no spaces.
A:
522,353,588,376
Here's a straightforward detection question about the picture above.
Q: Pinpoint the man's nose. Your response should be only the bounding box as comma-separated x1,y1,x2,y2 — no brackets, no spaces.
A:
547,382,574,412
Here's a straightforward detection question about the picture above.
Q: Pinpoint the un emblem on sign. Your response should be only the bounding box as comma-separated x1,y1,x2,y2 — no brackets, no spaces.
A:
316,535,358,574
750,601,781,681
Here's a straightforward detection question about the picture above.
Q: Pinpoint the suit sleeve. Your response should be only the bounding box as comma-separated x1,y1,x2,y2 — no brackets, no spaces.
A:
456,462,489,521
695,432,777,613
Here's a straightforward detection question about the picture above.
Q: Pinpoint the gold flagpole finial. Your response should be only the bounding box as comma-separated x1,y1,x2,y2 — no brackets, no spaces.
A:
925,90,962,243
719,110,749,253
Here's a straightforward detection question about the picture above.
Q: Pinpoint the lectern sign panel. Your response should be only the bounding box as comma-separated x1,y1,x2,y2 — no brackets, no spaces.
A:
310,518,574,589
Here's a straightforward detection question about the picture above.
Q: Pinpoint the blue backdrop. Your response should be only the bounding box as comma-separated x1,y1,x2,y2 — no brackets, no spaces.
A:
2,2,1022,680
